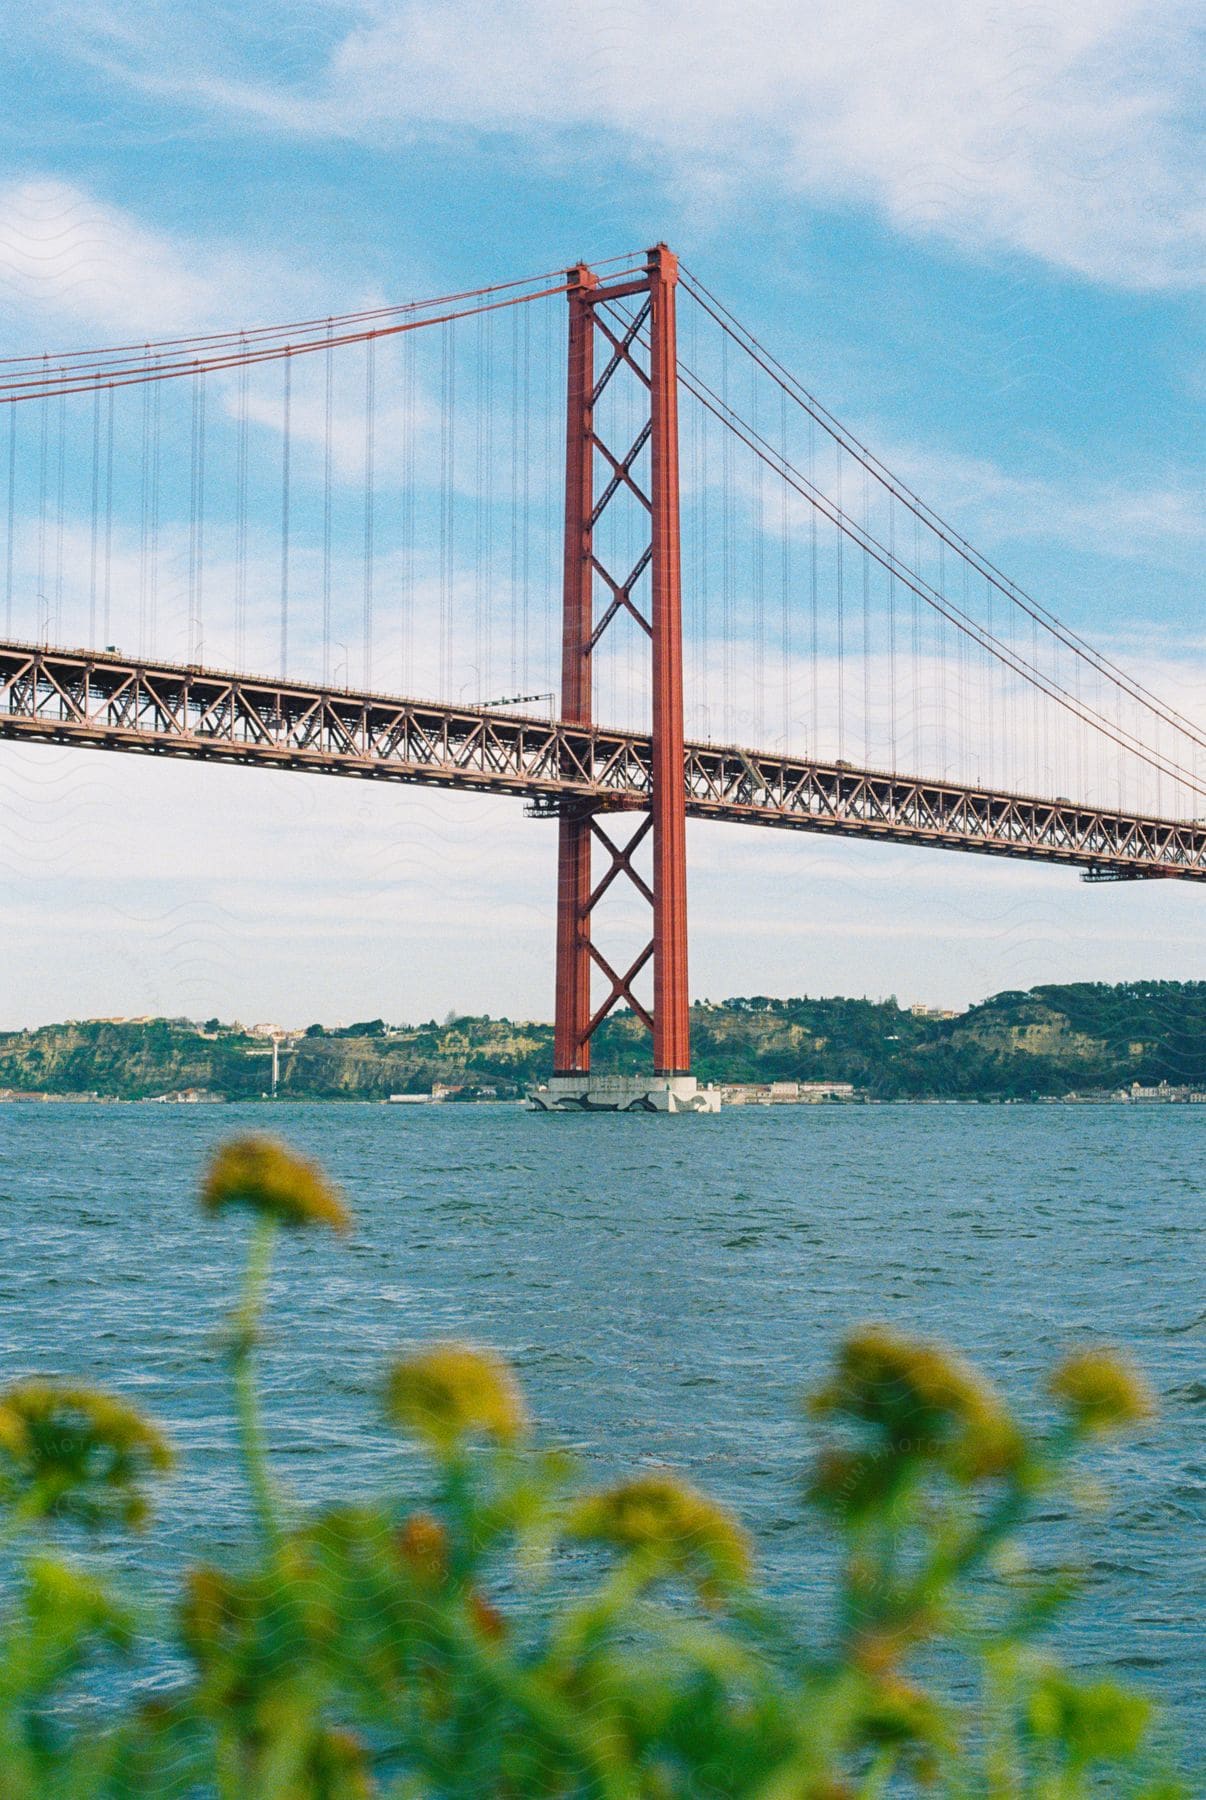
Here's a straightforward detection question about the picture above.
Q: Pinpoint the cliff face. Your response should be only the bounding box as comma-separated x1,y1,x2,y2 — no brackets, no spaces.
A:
1,982,1202,1100
0,1020,256,1099
0,1017,553,1101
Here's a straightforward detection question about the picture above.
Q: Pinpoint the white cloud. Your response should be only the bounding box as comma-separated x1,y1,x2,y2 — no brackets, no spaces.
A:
0,178,317,346
62,0,1206,289
857,441,1206,565
701,415,1205,576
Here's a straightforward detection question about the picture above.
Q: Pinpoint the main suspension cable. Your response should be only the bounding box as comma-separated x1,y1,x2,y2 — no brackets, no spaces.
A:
655,310,1205,798
679,267,1205,755
0,282,579,405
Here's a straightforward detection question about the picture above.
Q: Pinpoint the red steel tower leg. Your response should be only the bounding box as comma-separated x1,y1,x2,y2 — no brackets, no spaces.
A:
552,245,691,1082
647,245,690,1074
554,263,597,1074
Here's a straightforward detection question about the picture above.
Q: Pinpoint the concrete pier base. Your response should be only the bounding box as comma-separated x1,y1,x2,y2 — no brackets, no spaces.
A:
527,1073,721,1114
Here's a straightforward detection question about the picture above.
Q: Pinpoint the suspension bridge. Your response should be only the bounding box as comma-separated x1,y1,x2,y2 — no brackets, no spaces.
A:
1,245,1202,1110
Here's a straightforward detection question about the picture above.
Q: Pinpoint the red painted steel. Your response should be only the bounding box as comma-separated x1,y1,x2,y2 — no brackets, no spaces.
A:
646,245,691,1074
552,245,692,1077
554,263,598,1074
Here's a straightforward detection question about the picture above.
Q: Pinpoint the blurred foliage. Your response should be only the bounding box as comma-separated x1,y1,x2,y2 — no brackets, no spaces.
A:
0,1135,1187,1797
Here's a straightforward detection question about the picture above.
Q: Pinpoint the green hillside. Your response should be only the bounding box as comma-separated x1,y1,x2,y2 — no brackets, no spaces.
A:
1,981,1202,1100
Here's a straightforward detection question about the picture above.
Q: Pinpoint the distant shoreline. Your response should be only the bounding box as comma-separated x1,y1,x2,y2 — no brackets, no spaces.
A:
3,1091,1202,1109
2,982,1203,1105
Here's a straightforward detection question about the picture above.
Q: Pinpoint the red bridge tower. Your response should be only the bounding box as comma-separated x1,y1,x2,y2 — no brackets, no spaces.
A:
531,245,719,1113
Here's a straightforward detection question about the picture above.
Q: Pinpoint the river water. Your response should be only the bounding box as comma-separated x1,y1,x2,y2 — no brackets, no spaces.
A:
1,1100,1202,1755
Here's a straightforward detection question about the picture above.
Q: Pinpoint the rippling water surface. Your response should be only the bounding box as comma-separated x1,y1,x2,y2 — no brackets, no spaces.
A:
1,1101,1202,1751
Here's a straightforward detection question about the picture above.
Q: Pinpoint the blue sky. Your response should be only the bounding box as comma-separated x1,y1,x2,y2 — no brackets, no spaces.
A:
0,0,1202,1030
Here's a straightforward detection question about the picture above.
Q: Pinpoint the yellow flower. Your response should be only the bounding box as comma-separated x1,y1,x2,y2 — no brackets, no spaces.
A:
809,1324,1022,1485
0,1404,29,1460
0,1382,173,1529
570,1473,752,1598
385,1344,528,1451
395,1510,449,1584
201,1136,350,1233
1048,1349,1154,1435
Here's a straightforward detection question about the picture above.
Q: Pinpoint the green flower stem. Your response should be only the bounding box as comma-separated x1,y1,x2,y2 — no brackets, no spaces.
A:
889,1440,1080,1641
548,1548,668,1667
214,1725,244,1800
231,1213,281,1551
447,1613,630,1800
983,1649,1023,1800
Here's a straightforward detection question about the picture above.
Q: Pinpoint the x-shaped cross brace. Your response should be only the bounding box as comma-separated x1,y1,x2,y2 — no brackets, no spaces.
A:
572,812,656,1045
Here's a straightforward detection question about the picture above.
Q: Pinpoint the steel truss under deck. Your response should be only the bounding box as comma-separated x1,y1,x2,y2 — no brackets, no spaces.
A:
2,639,1204,882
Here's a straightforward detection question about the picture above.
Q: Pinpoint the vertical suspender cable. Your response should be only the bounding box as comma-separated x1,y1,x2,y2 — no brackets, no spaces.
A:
934,538,945,772
450,322,457,697
37,360,48,640
861,463,871,766
53,388,65,639
403,324,415,694
522,303,530,692
138,352,149,654
1123,658,1130,813
887,492,897,768
475,308,485,698
700,363,710,738
449,320,457,699
1032,615,1041,790
509,305,518,690
363,333,375,688
323,322,333,684
1094,659,1104,807
780,384,790,752
984,569,994,785
1051,636,1061,795
918,511,928,770
197,371,206,660
89,385,100,646
1073,627,1083,801
936,541,947,774
150,361,162,654
808,412,818,755
439,322,451,698
835,444,844,762
235,346,248,670
962,558,972,776
751,364,764,744
959,557,969,778
721,330,731,736
280,350,292,678
103,385,113,646
189,368,199,657
487,307,497,699
1012,579,1022,791
4,405,14,637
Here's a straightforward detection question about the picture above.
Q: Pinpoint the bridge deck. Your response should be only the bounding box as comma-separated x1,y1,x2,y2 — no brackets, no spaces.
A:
2,640,1203,881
